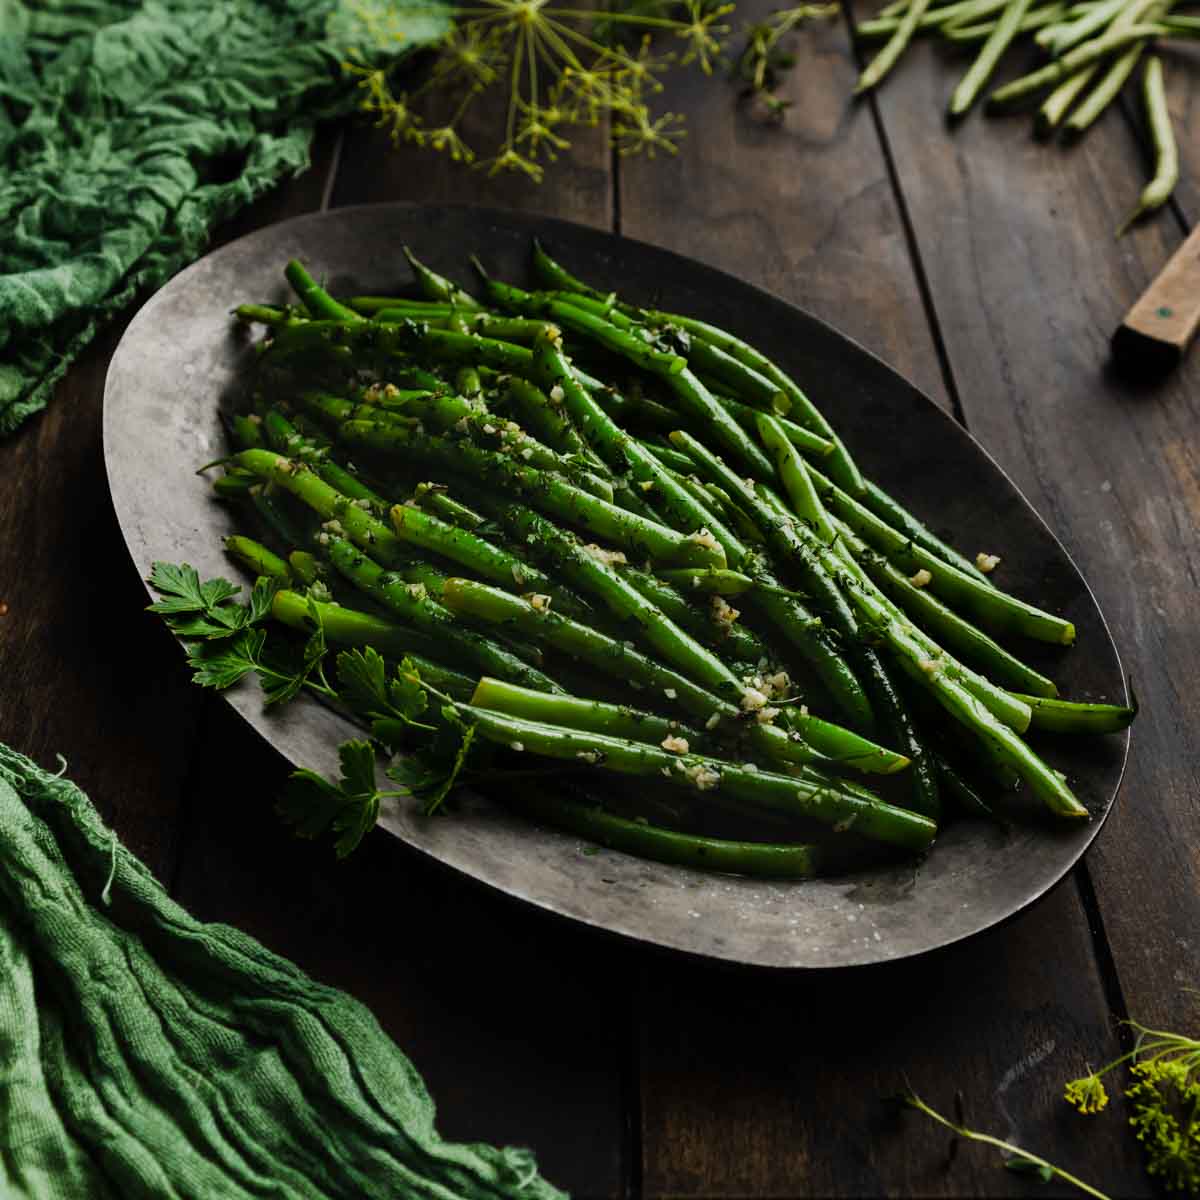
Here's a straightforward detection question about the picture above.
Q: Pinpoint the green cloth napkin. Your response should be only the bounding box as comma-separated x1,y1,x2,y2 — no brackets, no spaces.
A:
0,0,449,435
0,741,566,1199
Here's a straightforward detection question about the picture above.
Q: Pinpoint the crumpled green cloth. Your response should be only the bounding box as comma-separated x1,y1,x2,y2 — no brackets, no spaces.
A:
0,0,448,434
0,742,566,1200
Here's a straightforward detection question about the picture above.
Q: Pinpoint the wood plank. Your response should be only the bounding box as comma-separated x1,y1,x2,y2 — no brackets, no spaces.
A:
617,4,950,411
618,11,1151,1194
861,2,1200,1066
0,319,202,879
173,102,629,1198
640,886,1150,1197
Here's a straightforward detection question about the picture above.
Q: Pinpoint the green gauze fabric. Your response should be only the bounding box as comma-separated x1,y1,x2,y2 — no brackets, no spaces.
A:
0,741,567,1200
0,0,450,435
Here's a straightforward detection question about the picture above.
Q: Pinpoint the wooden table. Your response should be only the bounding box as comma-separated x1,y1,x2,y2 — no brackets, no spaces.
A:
4,9,1198,1195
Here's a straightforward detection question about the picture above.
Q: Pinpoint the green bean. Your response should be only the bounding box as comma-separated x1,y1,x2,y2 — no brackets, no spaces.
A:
837,518,1059,697
986,25,1161,108
507,790,826,879
486,276,775,477
1039,0,1125,54
656,568,756,595
288,551,321,585
1117,56,1177,235
410,482,486,530
850,591,1086,817
489,506,747,701
403,246,482,308
224,535,291,582
856,0,1006,37
945,4,1066,42
1060,0,1164,135
324,537,561,692
340,422,720,568
531,332,749,565
686,338,790,413
271,589,477,698
642,311,865,494
284,260,364,324
441,577,734,724
949,0,1035,116
803,461,1076,645
1013,693,1136,733
856,0,934,94
452,704,937,851
230,413,264,450
1036,64,1099,135
618,564,769,663
530,239,610,299
757,413,838,542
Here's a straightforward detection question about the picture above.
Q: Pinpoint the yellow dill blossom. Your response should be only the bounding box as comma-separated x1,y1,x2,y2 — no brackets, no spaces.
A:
1064,1072,1110,1114
342,0,734,180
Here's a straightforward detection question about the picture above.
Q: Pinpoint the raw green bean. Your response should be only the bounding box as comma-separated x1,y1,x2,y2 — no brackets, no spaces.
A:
856,0,934,94
1117,56,1177,235
949,0,1035,116
986,24,1161,108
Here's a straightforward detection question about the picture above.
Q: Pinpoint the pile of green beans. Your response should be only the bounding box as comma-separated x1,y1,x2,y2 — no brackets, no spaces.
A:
215,243,1135,878
854,0,1188,232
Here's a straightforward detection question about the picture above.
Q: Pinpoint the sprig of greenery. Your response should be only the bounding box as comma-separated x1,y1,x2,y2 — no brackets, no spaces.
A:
897,1017,1200,1199
148,564,337,706
341,0,738,180
895,1087,1112,1200
733,2,840,117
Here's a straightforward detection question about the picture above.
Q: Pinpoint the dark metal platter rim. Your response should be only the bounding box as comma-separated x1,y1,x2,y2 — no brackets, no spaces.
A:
102,200,1130,970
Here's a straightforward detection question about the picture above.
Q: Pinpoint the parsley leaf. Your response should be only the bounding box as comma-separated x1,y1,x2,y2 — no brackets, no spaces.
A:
336,646,391,715
389,656,429,723
187,628,266,690
278,739,383,857
260,598,327,706
147,561,278,641
147,562,216,614
385,706,476,816
338,651,432,750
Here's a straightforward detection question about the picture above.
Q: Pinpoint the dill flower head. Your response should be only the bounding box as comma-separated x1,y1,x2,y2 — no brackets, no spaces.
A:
1127,1059,1200,1196
1064,1073,1110,1115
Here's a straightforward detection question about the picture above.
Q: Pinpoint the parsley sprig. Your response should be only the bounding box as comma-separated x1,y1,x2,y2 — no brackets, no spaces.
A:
147,563,483,857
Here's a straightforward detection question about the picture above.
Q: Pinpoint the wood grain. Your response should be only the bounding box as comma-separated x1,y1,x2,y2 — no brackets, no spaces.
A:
617,4,950,412
640,884,1151,1197
863,7,1200,1058
0,322,201,879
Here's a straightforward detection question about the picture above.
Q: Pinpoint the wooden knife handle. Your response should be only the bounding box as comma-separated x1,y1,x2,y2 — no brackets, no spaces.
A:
1111,222,1200,374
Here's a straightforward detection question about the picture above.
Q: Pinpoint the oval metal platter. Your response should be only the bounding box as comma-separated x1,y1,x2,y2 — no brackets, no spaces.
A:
103,203,1129,969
